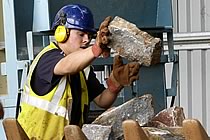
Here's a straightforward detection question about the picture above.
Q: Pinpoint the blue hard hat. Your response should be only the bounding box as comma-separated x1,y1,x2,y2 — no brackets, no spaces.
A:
51,4,96,33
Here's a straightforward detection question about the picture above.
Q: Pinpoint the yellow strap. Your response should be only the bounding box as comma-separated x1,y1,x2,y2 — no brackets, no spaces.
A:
79,71,89,126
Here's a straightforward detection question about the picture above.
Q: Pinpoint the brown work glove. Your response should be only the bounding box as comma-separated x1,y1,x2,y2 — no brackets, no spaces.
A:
107,55,141,93
92,16,112,58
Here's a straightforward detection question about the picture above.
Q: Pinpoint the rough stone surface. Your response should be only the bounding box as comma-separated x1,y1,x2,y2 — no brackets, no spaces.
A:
143,127,185,140
92,94,155,139
82,124,113,140
148,106,185,128
108,16,162,66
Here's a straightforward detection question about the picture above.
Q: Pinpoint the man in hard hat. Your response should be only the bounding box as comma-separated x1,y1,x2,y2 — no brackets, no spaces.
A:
18,4,140,139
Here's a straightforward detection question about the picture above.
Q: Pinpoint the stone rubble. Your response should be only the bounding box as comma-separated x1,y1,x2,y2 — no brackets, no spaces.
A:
81,94,195,140
82,124,113,140
88,94,154,139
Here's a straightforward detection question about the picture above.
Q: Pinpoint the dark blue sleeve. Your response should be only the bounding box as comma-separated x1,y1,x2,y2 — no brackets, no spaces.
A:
87,67,106,102
31,49,64,96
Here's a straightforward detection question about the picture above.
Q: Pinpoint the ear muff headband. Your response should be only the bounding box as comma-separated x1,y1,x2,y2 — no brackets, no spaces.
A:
55,25,69,43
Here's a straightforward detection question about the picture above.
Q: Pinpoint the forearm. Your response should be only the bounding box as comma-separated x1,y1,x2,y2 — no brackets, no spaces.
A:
54,47,95,75
94,71,124,108
94,88,120,109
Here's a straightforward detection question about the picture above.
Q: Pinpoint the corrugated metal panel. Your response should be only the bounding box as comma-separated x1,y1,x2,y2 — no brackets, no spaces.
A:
204,0,210,31
172,32,210,135
179,48,210,135
174,0,210,32
172,0,210,135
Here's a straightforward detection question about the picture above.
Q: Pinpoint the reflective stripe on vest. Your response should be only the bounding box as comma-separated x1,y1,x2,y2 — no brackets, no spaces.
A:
21,76,68,119
21,42,89,124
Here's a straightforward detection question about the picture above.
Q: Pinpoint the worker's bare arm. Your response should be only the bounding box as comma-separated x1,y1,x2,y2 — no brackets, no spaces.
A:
93,88,119,109
54,47,95,75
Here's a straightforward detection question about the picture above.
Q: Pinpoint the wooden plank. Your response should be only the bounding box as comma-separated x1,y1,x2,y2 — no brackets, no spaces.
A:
2,118,29,140
64,125,87,140
123,120,149,140
183,119,209,140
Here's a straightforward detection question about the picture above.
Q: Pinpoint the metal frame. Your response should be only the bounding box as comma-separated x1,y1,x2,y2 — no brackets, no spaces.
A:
0,0,18,105
0,0,177,114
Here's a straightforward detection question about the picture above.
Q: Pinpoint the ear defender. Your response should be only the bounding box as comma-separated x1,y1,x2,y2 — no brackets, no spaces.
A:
54,25,69,43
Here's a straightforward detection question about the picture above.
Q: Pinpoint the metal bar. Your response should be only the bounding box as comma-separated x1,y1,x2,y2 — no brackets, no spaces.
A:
167,30,175,62
163,32,210,50
26,31,34,61
32,0,50,32
1,0,18,100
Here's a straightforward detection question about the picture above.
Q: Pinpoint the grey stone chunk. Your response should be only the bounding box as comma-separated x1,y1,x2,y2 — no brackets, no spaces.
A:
143,127,185,140
92,94,155,139
82,124,114,140
108,16,162,66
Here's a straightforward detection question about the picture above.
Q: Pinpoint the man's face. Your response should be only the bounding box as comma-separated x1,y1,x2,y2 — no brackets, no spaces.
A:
65,29,92,54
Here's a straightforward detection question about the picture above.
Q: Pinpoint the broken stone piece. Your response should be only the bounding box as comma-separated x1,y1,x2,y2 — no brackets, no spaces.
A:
108,16,162,66
148,106,185,128
92,94,155,139
143,127,185,140
82,124,113,140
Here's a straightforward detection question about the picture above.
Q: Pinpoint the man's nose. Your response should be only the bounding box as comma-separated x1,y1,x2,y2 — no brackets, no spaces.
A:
83,34,91,44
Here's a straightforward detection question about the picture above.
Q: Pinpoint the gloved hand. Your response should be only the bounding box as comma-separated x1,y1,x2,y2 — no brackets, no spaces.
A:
92,16,112,58
107,55,140,93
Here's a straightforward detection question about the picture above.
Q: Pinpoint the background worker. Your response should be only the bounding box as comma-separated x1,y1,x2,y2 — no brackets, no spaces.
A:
17,4,140,139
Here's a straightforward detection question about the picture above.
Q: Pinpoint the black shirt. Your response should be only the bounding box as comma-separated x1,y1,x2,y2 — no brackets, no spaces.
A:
31,47,105,125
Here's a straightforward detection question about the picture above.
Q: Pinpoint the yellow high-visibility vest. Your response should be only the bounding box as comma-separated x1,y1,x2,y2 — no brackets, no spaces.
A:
18,42,89,140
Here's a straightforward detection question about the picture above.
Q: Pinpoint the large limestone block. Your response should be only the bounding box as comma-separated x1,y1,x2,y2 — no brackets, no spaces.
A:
108,16,162,66
92,94,155,139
